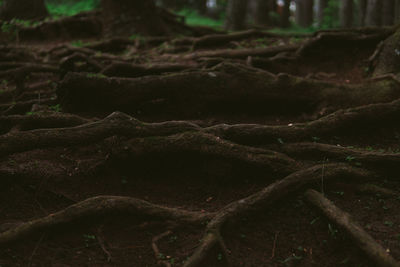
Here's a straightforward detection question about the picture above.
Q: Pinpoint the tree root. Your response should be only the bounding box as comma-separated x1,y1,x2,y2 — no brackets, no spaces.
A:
1,98,57,115
173,44,300,60
0,196,213,246
3,96,400,156
191,29,305,50
279,142,400,172
57,62,400,116
0,113,90,134
107,131,298,176
305,189,400,267
0,64,58,85
184,164,372,266
0,163,372,265
0,111,199,157
205,98,400,145
101,62,195,78
297,28,395,57
355,184,398,198
152,230,173,267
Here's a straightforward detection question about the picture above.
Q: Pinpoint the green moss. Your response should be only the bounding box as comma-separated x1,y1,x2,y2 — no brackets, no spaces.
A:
45,0,100,17
176,9,224,30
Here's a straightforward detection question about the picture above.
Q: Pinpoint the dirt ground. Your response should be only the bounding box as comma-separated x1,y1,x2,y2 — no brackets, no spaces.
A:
0,14,400,267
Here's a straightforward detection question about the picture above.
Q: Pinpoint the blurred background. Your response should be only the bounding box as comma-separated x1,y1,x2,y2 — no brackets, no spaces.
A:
1,0,398,34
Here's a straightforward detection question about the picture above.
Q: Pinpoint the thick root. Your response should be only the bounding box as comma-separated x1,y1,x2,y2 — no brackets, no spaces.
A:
305,189,400,267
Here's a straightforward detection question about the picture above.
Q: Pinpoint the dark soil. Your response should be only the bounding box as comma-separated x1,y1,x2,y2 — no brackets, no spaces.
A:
0,14,399,267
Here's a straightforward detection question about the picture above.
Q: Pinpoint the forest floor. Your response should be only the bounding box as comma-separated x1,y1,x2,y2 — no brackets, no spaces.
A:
0,14,400,267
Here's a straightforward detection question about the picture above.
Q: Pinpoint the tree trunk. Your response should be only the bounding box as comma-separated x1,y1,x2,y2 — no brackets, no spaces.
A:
358,0,367,26
280,0,291,28
194,0,208,15
340,0,353,28
225,0,248,30
317,0,328,27
373,26,400,77
0,0,48,21
382,0,395,26
296,0,314,27
365,0,382,26
159,0,186,10
101,0,190,37
396,0,400,23
254,0,270,26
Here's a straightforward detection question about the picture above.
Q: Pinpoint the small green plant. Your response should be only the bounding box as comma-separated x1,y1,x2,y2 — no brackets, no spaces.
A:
384,221,394,227
310,217,320,225
1,21,15,34
49,104,62,112
279,254,303,265
345,155,356,162
168,235,178,243
332,191,344,196
70,40,85,47
26,111,37,116
328,223,338,238
217,253,223,261
83,234,96,247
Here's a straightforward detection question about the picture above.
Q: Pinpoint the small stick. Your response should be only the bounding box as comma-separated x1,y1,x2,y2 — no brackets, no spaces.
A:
270,232,279,259
152,230,172,267
28,234,45,267
96,227,112,262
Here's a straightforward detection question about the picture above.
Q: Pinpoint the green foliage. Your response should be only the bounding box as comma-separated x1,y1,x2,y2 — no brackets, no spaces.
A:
45,0,100,17
49,104,62,112
321,0,340,29
70,39,86,47
177,9,224,29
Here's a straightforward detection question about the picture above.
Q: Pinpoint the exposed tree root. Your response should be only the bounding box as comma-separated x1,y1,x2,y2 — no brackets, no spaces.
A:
205,97,400,145
101,62,196,78
3,95,400,157
57,63,400,116
183,163,372,266
305,189,400,267
18,11,102,42
0,163,372,265
1,98,57,115
0,113,90,134
0,195,213,245
355,184,398,198
107,131,298,176
59,52,103,76
190,29,307,50
279,142,400,172
297,28,395,57
0,112,199,157
174,44,300,60
152,230,173,267
0,64,58,80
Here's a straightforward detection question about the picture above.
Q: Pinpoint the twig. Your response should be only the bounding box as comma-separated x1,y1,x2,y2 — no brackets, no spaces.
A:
28,234,45,267
152,230,172,267
97,227,112,262
270,232,279,259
